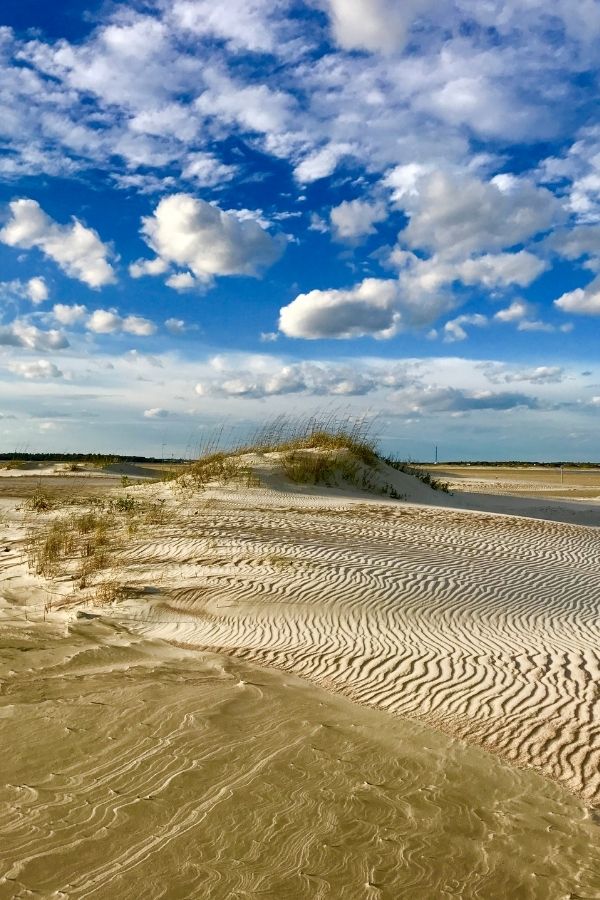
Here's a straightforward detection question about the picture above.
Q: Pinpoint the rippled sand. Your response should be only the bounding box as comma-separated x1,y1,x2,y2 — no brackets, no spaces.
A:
112,485,600,805
2,458,600,896
1,611,599,899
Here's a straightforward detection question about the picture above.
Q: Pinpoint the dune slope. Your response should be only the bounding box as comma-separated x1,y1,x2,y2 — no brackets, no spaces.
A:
94,466,600,806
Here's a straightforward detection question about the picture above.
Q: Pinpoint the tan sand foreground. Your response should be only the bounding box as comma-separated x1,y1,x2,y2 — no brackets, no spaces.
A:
1,453,599,896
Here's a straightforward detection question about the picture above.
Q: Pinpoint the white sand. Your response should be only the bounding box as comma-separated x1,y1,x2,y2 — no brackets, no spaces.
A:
2,457,600,896
60,453,599,805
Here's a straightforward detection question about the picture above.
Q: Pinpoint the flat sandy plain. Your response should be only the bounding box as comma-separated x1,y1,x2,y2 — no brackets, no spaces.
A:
424,464,600,499
0,458,599,898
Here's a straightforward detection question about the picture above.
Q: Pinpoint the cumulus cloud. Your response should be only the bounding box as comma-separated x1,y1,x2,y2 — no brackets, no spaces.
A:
87,309,156,335
171,0,284,53
327,0,433,54
25,276,48,304
0,319,68,351
181,152,237,186
165,271,196,291
443,314,487,342
165,317,189,334
193,355,543,415
136,194,285,287
398,171,560,258
494,300,536,323
390,385,539,415
455,252,547,288
0,199,116,287
196,70,294,136
483,364,565,385
143,407,169,418
294,143,354,184
9,359,63,379
129,257,169,278
555,278,600,315
0,277,49,305
330,199,387,241
279,279,401,339
195,359,381,399
52,303,87,325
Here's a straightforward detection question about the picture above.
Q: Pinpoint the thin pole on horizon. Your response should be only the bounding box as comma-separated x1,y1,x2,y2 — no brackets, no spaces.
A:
435,445,438,464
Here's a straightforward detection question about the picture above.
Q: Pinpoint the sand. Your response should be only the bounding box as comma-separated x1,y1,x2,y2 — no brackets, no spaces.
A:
1,454,599,896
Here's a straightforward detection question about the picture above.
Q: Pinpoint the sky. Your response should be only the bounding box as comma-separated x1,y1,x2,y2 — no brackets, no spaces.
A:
1,0,599,460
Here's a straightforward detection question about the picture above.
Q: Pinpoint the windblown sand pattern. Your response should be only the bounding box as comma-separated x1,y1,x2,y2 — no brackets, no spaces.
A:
1,612,599,898
111,489,600,806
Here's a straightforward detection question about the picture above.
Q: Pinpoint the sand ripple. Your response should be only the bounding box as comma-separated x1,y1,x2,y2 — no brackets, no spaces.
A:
0,614,599,898
112,497,600,805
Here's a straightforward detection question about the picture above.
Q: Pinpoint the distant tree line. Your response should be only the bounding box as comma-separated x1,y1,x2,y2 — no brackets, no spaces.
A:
0,452,185,464
417,460,600,468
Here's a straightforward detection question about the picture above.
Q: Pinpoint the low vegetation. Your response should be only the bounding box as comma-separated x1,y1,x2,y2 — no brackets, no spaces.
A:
385,458,451,493
186,453,261,489
25,493,173,595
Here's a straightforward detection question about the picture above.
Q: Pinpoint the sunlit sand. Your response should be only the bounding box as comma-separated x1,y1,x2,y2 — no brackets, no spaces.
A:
1,448,599,896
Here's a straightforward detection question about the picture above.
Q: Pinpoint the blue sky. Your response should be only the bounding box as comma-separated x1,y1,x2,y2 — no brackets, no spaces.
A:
1,0,599,459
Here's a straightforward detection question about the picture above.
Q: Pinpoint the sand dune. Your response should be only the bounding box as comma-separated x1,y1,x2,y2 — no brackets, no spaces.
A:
2,455,600,895
74,459,600,807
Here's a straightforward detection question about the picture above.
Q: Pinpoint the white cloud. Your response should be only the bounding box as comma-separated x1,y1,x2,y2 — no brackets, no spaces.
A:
87,309,122,334
182,152,237,186
494,300,536,323
123,315,157,336
517,319,556,333
196,70,293,136
279,278,401,339
87,308,157,335
555,279,600,315
52,303,87,325
483,364,565,385
540,126,600,224
0,319,68,351
26,276,48,304
399,170,561,258
0,199,115,287
165,317,189,334
327,0,433,54
455,251,547,288
138,193,284,285
129,257,169,278
384,163,431,204
143,407,169,418
293,143,354,184
195,358,380,399
165,271,196,291
171,0,283,53
9,359,63,379
330,199,387,241
443,314,487,343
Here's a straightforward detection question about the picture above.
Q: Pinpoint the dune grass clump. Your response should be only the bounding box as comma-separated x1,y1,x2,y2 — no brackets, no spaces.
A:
281,450,363,487
241,414,378,464
25,487,56,512
27,523,76,578
188,454,260,488
385,458,451,493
